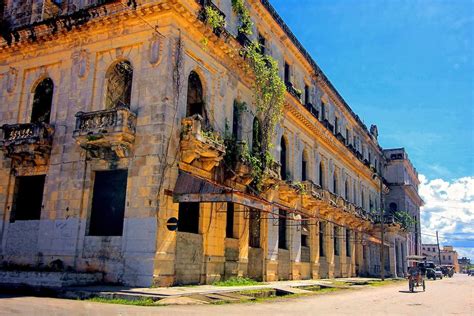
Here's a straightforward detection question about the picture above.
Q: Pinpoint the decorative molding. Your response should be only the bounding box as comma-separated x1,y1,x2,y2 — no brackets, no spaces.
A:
6,67,18,93
72,49,90,79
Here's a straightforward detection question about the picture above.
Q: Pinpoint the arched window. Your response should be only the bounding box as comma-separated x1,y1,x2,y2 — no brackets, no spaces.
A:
319,161,324,188
252,117,262,155
302,150,308,181
344,179,349,200
105,60,133,109
333,171,338,195
186,71,204,117
280,137,287,181
31,78,54,123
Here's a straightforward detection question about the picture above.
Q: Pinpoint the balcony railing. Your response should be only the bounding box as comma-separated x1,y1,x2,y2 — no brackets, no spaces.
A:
197,0,226,37
285,82,302,101
73,106,137,159
237,30,252,48
0,122,54,165
180,114,225,172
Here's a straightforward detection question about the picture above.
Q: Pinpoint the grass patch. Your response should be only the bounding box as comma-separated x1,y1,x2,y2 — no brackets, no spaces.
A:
368,279,405,287
87,297,159,307
213,277,262,287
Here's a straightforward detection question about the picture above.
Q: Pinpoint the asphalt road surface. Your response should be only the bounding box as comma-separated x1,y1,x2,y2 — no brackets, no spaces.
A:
1,274,473,315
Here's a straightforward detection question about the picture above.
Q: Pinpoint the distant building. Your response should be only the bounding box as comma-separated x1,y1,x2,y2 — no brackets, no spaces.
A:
458,257,471,273
421,244,460,272
384,148,424,277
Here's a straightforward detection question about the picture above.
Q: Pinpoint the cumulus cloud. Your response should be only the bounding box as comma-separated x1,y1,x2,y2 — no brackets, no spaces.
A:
419,175,474,258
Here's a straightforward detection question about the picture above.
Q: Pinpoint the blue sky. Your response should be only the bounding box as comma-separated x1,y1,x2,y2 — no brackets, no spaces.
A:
271,0,473,181
270,0,474,257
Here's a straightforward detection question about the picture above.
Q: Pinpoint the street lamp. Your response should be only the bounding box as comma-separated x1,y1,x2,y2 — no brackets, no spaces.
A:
373,171,385,281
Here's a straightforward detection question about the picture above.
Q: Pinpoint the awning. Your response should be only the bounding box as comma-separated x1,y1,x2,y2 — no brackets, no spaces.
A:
173,171,271,211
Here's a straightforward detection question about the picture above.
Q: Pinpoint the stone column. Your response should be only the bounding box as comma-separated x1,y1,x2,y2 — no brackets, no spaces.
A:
311,217,320,279
389,240,397,278
201,202,226,284
327,221,335,278
340,226,348,277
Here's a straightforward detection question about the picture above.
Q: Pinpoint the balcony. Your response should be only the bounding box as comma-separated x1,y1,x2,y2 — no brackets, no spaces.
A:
237,31,252,48
226,141,254,186
198,0,226,37
73,106,137,159
285,82,302,101
261,160,281,190
321,119,334,133
335,132,346,144
0,122,54,166
180,114,225,172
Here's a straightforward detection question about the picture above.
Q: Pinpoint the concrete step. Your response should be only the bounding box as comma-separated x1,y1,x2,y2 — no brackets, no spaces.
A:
0,270,102,289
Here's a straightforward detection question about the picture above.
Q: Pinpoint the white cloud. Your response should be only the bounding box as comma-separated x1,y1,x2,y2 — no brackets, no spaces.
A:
419,175,474,258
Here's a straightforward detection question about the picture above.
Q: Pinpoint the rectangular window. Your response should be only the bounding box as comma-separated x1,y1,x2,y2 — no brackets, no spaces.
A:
89,170,127,236
278,209,287,249
335,117,339,134
302,159,307,181
319,221,325,257
11,175,46,221
301,216,309,247
226,202,234,238
321,103,326,120
346,128,349,144
304,84,310,105
346,229,351,257
178,202,200,234
249,209,261,248
334,226,339,256
284,62,290,84
258,33,266,55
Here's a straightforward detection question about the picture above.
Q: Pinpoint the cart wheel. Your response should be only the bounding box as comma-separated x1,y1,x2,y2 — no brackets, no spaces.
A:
422,280,425,292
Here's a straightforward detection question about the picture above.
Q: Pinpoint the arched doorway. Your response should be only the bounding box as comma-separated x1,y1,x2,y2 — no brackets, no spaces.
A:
186,71,204,117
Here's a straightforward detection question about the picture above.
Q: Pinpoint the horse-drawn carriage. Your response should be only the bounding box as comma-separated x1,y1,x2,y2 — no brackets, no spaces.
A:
407,255,427,293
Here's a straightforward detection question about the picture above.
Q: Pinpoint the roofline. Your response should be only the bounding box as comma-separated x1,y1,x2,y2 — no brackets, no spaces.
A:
259,0,375,141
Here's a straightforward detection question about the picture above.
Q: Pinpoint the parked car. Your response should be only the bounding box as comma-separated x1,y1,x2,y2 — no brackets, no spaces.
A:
434,267,443,279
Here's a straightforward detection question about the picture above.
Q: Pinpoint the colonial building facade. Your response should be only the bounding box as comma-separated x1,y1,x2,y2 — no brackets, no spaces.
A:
383,148,424,277
0,0,416,286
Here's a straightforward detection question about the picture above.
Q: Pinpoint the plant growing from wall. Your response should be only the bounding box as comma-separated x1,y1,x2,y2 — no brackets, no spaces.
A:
205,6,226,32
393,210,416,231
232,0,253,35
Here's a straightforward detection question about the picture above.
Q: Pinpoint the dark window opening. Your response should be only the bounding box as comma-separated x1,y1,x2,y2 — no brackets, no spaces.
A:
344,180,349,200
334,226,339,256
319,162,324,188
226,202,235,238
345,128,349,144
186,71,204,117
31,78,54,123
249,209,261,248
321,103,326,120
232,101,240,139
89,170,128,236
389,202,398,213
333,172,338,195
284,62,290,84
252,117,262,155
319,221,325,257
105,61,133,109
304,84,310,105
346,229,351,257
280,137,287,181
258,33,266,55
334,117,339,134
301,216,309,247
11,175,46,221
278,209,287,249
178,202,200,234
302,153,307,181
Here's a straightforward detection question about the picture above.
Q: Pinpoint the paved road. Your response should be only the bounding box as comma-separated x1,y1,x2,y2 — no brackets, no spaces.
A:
1,274,473,315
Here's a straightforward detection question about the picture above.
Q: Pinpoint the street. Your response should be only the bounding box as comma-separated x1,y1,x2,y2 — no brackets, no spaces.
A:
0,274,472,315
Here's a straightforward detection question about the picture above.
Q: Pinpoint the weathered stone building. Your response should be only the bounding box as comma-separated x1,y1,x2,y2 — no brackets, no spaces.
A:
0,0,415,286
383,148,424,276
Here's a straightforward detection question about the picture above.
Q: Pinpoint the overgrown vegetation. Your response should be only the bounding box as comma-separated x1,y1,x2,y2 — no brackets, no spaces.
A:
87,297,158,306
232,0,253,35
212,276,262,287
205,6,226,31
393,210,417,230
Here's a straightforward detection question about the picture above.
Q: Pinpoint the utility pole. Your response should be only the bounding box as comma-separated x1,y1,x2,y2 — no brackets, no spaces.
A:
379,175,385,281
436,231,442,266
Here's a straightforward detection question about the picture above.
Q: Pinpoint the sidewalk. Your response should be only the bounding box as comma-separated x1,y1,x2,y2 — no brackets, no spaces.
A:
62,277,388,305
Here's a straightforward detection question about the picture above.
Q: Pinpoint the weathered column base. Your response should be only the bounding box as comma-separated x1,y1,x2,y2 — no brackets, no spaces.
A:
265,259,278,281
202,255,225,284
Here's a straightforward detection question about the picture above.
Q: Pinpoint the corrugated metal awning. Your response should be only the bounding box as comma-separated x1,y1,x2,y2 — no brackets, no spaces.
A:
173,171,270,211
